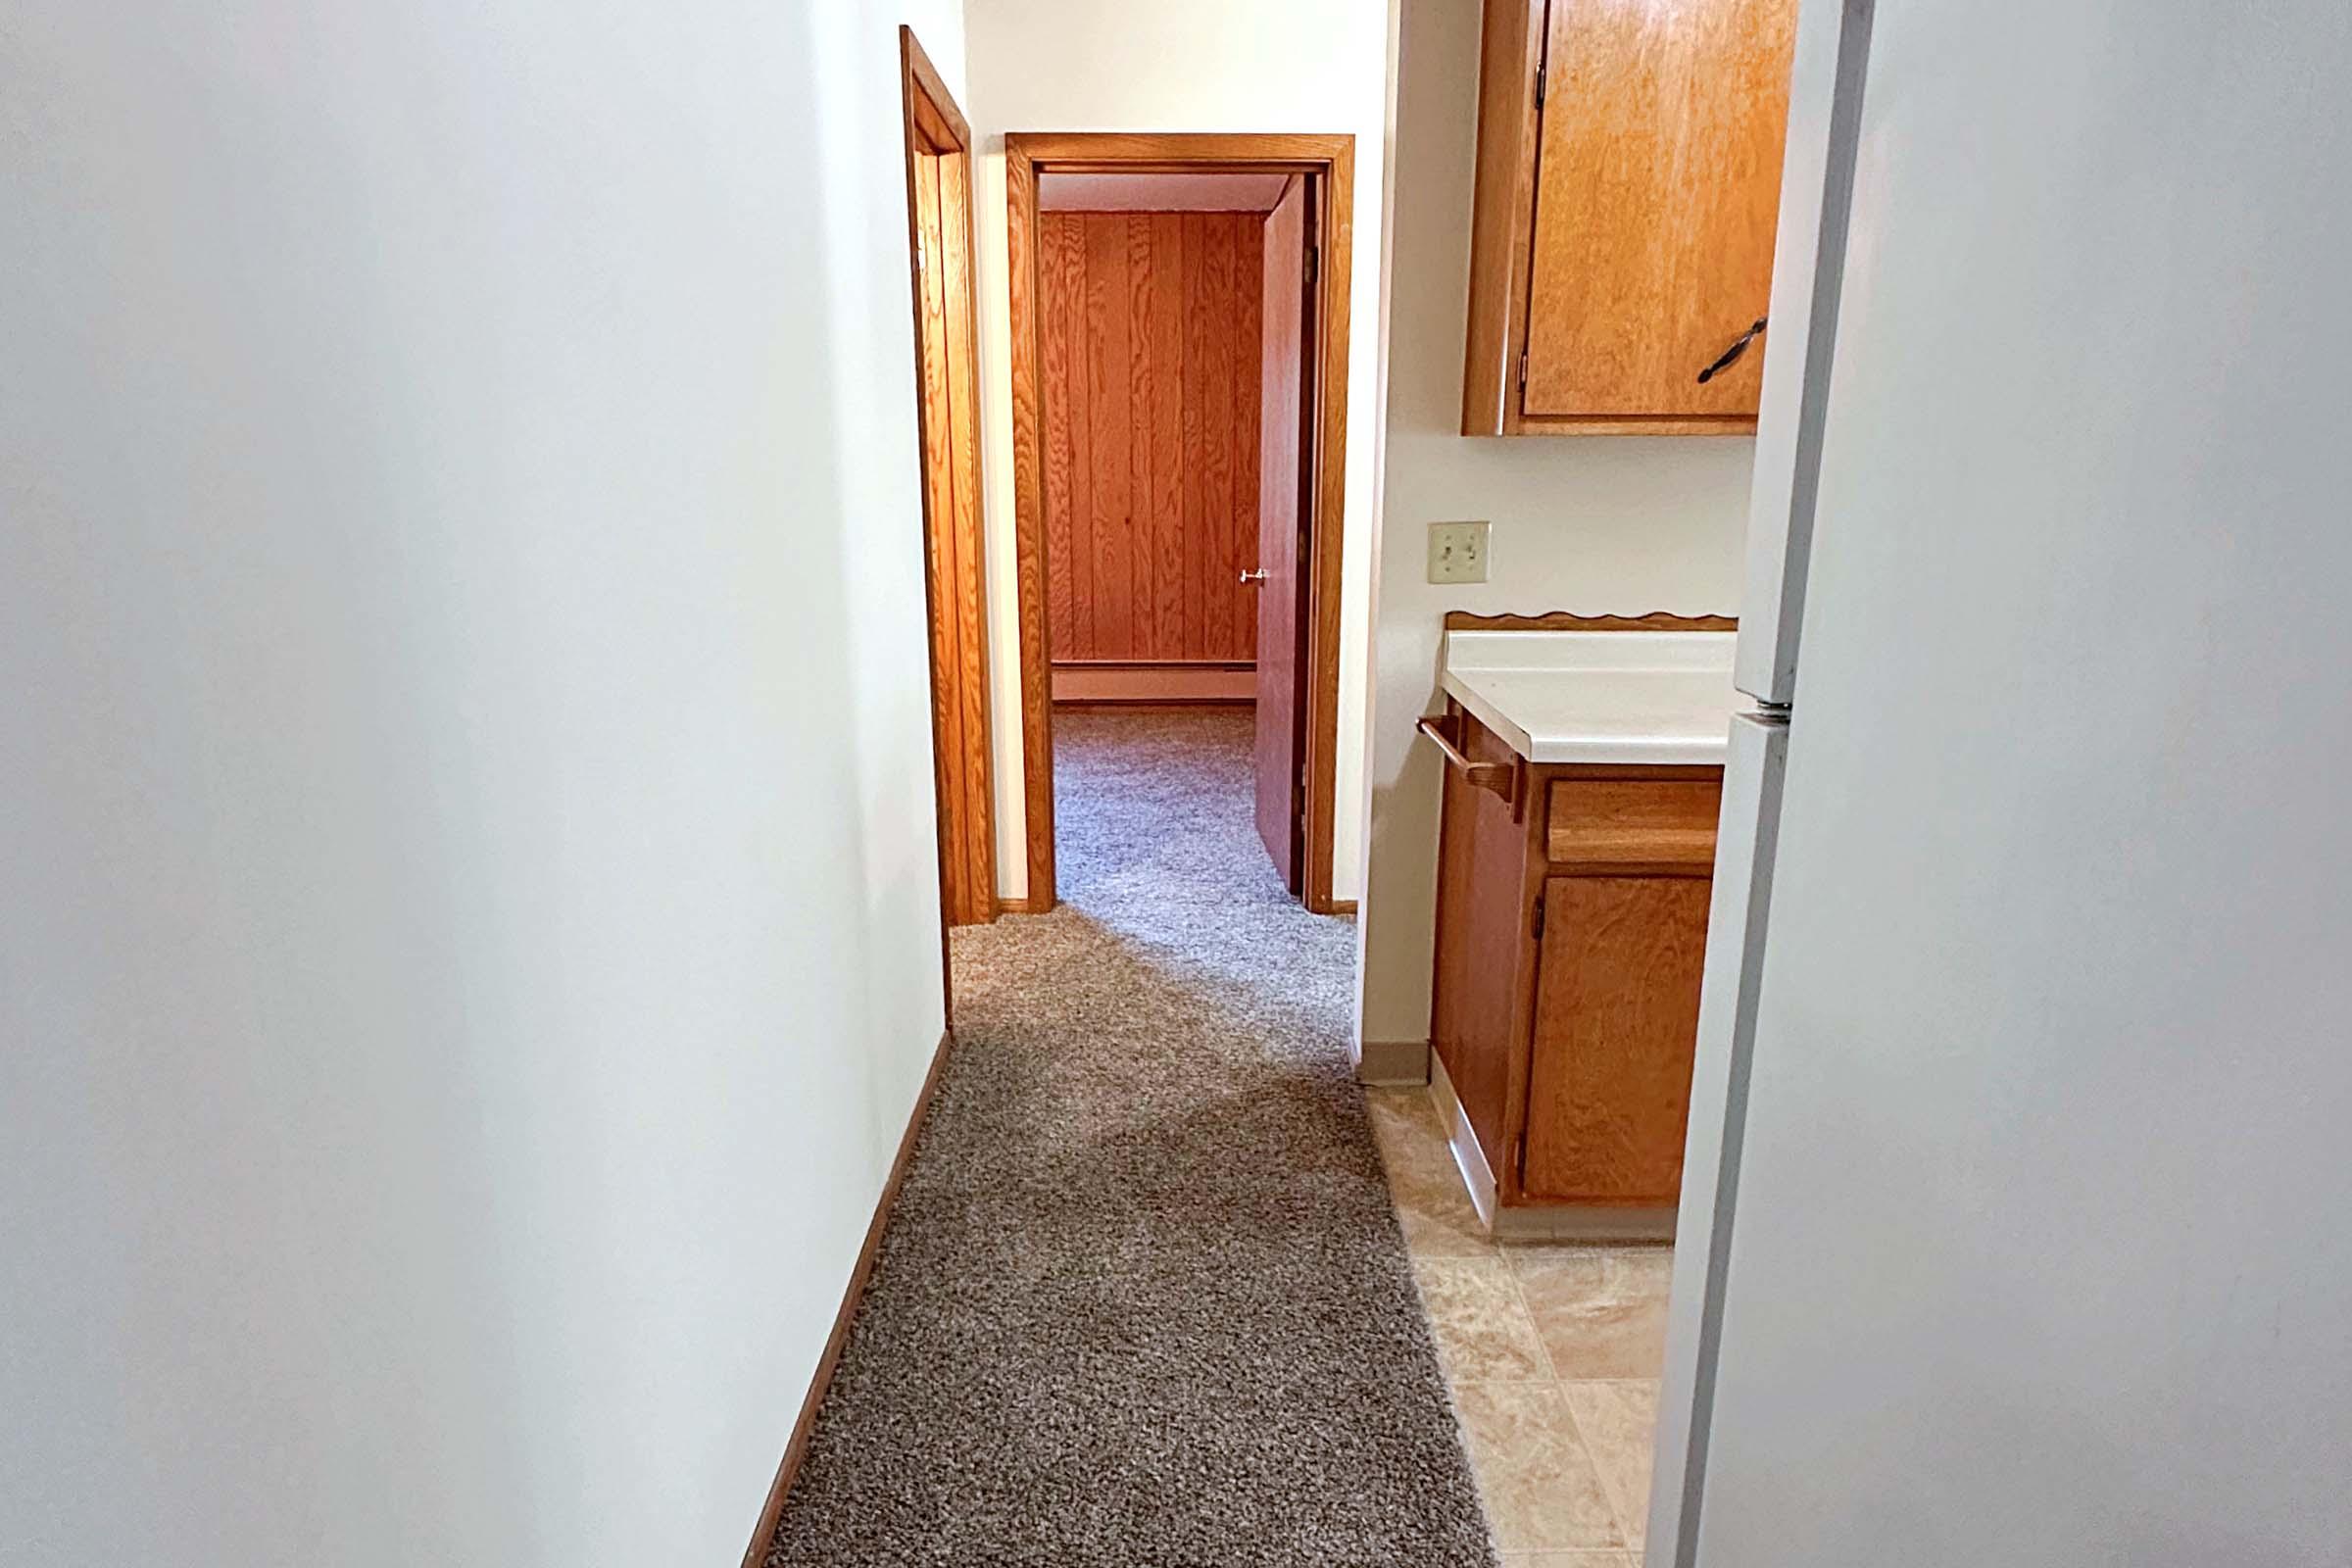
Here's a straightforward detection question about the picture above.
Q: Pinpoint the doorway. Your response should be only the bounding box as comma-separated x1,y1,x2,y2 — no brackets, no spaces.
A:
899,27,994,944
1005,133,1355,914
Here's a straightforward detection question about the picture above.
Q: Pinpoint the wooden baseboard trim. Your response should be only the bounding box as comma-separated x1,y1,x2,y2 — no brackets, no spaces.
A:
740,1027,954,1568
995,894,1052,915
1324,898,1358,916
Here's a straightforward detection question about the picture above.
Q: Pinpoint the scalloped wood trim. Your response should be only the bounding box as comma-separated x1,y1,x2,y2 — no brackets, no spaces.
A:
1443,610,1739,632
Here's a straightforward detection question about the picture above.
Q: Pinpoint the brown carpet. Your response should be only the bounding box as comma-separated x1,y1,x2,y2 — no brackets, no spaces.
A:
764,709,1495,1566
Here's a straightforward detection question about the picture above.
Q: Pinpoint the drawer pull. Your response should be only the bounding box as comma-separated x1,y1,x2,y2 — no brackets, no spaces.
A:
1417,714,1516,804
1696,316,1769,383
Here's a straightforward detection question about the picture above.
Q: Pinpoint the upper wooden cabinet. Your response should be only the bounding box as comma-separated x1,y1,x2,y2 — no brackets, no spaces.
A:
1461,0,1798,435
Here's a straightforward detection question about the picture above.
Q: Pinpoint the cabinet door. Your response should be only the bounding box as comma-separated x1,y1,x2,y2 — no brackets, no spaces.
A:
1429,709,1532,1161
1522,874,1711,1201
1521,0,1797,418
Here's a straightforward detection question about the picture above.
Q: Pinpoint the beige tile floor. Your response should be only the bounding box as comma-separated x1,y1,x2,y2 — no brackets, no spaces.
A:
1365,1085,1670,1567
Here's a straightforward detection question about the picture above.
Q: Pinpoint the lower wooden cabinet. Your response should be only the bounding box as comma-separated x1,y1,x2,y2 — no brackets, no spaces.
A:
1427,701,1720,1235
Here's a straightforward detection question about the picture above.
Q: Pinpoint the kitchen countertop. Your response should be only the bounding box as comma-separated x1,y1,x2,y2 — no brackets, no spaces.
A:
1439,629,1750,765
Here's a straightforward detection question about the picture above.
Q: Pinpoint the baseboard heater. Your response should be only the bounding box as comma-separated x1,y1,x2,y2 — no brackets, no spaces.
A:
1051,661,1255,705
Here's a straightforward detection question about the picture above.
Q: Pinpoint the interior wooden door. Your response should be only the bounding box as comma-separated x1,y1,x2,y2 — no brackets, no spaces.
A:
1520,0,1797,418
1521,873,1712,1201
1252,176,1313,890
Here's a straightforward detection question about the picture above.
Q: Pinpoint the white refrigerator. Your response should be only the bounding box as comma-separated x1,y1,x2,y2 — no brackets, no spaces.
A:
1647,1,2352,1564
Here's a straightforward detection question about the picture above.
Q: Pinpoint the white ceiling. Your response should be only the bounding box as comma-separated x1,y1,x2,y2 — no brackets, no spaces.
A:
1037,172,1292,214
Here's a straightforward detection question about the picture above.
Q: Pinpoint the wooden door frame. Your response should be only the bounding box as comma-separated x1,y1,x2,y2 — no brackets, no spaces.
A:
1005,131,1356,914
900,26,995,968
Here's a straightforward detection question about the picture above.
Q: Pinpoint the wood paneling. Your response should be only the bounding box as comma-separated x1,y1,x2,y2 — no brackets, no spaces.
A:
1522,0,1798,418
1522,875,1711,1202
1040,210,1263,664
1252,176,1309,887
1006,132,1354,914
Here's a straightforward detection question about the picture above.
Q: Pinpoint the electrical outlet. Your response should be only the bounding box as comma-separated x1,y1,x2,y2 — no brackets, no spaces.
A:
1427,520,1491,585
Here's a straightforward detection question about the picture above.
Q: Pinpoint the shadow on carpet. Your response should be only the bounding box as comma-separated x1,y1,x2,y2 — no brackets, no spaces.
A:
764,710,1495,1566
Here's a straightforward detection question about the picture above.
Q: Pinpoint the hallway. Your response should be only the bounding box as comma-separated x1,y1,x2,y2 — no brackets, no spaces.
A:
765,710,1494,1564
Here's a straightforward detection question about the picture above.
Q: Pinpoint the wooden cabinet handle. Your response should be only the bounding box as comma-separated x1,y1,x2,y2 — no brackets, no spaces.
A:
1696,316,1769,383
1417,714,1516,804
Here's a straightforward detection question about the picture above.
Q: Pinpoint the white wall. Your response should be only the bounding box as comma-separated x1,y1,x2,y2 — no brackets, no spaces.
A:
962,0,1392,904
0,3,963,1563
1354,0,1753,1051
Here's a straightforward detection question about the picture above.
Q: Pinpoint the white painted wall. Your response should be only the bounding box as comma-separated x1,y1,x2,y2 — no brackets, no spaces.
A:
1,3,963,1563
1354,0,1753,1051
962,0,1392,904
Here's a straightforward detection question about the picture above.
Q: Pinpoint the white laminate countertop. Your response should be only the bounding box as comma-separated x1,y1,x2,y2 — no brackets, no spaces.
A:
1439,629,1751,765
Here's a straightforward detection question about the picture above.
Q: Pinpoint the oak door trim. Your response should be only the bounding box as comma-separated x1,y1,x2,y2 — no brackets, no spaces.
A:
900,25,995,947
739,1028,954,1568
1006,131,1356,914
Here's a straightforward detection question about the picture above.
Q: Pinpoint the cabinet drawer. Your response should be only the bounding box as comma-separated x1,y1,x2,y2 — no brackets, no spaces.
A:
1545,777,1722,870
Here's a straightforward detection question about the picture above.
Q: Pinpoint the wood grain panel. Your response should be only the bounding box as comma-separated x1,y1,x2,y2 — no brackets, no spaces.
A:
935,139,995,923
1460,0,1547,434
1197,215,1238,658
898,24,992,942
1252,176,1307,886
1146,214,1187,659
1124,216,1156,654
1040,215,1078,657
1546,777,1722,870
1004,141,1056,908
1080,215,1132,658
1521,0,1798,417
1041,210,1262,665
1181,213,1218,660
1300,147,1354,915
1231,223,1262,658
1523,875,1711,1202
910,147,996,929
1428,703,1539,1164
1180,213,1211,661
